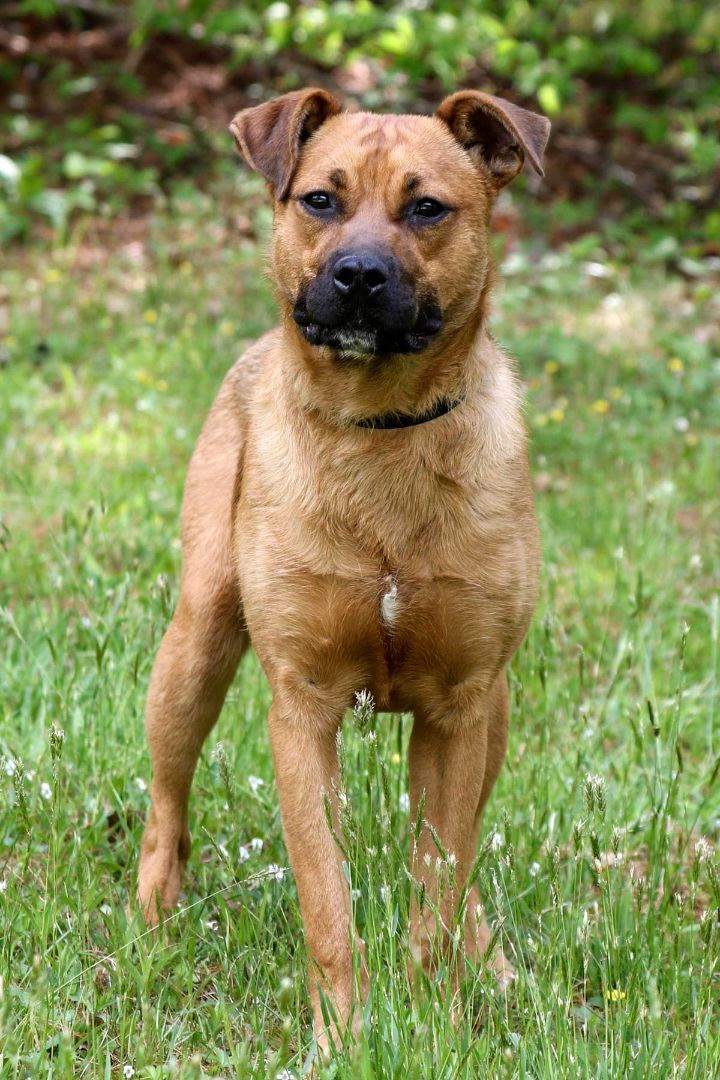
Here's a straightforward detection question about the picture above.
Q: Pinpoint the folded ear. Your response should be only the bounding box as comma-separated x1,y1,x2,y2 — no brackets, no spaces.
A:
436,90,550,189
229,88,342,200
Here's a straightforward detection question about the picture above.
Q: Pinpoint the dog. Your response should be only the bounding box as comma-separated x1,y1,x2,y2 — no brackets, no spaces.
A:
137,87,549,1050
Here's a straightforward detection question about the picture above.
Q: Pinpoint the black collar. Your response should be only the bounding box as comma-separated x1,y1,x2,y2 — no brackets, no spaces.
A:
354,396,463,430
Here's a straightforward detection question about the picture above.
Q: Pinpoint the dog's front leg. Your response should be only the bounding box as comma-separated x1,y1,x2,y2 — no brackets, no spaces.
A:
408,670,513,986
268,696,365,1052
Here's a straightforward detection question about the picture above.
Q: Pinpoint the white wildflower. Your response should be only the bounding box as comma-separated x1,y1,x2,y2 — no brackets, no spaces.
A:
266,2,291,22
135,777,147,792
490,831,503,852
40,782,52,800
602,292,623,311
583,261,611,279
529,861,541,878
248,775,264,793
249,837,263,853
399,792,410,812
238,845,250,863
267,864,285,882
123,1067,135,1079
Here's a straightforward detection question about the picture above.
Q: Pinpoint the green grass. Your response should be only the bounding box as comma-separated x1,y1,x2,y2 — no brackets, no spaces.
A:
1,183,719,1078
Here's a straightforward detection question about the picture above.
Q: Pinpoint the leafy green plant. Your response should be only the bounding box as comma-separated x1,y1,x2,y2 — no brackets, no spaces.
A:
2,0,718,244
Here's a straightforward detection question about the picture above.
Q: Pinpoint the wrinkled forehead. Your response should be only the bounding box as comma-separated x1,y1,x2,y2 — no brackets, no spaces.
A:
290,112,479,203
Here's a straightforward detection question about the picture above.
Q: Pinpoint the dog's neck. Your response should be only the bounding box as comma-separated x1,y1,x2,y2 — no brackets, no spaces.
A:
281,280,493,428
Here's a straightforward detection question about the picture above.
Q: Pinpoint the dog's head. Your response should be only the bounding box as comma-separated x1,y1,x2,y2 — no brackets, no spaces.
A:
230,90,549,361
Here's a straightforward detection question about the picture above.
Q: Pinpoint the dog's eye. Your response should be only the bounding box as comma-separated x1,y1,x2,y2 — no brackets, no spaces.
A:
412,198,448,222
300,191,335,213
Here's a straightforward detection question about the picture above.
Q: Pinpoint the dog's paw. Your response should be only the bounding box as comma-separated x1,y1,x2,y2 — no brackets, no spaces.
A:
137,844,186,925
466,906,516,989
491,946,516,990
312,1010,362,1064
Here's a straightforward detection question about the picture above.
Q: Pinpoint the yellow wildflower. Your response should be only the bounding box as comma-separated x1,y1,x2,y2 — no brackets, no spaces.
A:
685,432,698,447
391,753,401,764
44,267,61,284
135,370,167,390
667,357,684,372
604,988,627,1002
535,413,548,427
544,360,560,374
549,407,565,423
591,399,609,414
179,260,193,275
143,309,158,324
220,320,234,336
610,387,622,400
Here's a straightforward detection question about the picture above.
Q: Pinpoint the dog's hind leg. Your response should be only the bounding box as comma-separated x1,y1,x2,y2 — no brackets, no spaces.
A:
138,369,250,924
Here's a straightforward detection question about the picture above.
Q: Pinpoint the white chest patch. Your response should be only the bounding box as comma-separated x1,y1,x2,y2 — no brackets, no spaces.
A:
381,574,399,626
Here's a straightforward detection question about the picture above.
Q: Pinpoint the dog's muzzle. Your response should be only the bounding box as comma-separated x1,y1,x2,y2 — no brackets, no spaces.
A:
293,247,442,357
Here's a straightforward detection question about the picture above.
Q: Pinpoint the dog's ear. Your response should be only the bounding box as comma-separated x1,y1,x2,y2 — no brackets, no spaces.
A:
229,88,342,200
436,90,550,188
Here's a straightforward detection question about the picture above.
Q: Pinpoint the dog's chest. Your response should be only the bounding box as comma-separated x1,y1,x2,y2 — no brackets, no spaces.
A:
240,420,538,709
312,438,481,564
380,573,399,626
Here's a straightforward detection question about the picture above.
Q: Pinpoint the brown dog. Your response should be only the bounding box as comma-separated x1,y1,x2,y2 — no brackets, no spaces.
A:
137,87,549,1049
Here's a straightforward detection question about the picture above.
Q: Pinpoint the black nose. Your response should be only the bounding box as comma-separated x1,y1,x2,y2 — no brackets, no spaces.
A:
332,253,388,298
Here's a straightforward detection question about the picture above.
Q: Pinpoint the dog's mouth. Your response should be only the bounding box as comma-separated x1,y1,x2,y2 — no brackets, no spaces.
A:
292,299,443,358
